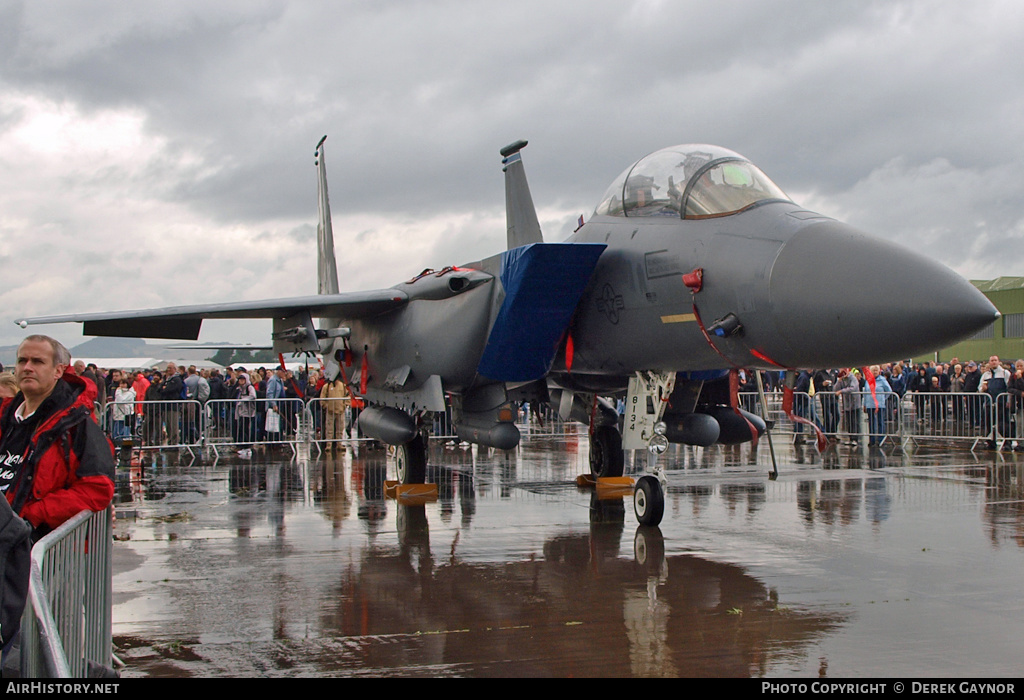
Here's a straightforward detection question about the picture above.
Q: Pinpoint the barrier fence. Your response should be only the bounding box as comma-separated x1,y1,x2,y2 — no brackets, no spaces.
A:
95,391,1022,454
203,397,308,457
899,391,1001,448
19,507,114,678
101,399,204,453
98,396,577,455
306,397,366,450
740,390,1021,449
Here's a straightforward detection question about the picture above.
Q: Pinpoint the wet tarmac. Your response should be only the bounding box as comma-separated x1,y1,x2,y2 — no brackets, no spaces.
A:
111,428,1024,677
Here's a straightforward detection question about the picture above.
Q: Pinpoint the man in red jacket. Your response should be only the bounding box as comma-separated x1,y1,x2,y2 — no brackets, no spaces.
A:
0,335,114,540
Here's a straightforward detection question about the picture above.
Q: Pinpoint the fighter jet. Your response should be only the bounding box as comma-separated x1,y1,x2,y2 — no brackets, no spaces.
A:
16,137,998,526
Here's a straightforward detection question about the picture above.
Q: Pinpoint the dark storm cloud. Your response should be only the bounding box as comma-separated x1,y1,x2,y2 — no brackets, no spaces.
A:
3,1,943,218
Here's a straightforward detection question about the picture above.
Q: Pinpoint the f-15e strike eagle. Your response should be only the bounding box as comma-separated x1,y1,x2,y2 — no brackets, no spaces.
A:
17,137,998,526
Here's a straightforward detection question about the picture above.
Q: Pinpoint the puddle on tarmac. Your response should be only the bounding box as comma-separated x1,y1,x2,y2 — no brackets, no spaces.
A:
111,436,1024,677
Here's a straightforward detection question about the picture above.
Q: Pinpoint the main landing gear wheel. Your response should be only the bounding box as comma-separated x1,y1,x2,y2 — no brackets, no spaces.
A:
634,475,665,527
590,425,625,478
396,433,427,484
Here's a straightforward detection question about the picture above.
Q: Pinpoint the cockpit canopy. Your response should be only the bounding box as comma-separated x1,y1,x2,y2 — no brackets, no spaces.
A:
594,144,791,219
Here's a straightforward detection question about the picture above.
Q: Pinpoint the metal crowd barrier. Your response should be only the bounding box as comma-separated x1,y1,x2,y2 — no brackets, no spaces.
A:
100,400,133,445
420,401,576,441
901,391,1020,449
203,397,308,457
306,397,577,451
997,391,1024,448
20,507,114,678
306,397,382,451
102,399,203,453
761,390,900,445
515,402,577,437
738,389,1021,450
94,390,1024,454
96,390,586,455
900,391,993,448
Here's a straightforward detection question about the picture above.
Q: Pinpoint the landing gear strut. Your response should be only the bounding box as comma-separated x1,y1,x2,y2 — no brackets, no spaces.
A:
620,371,674,527
589,425,625,478
396,433,427,484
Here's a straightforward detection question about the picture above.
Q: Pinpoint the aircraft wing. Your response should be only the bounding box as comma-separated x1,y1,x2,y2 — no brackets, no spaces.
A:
15,289,408,340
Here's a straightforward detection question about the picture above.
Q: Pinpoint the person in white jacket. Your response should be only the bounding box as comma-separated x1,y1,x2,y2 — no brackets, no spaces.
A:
112,378,136,443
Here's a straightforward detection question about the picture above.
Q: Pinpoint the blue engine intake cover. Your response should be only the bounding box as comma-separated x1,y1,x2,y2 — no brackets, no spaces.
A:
477,242,606,382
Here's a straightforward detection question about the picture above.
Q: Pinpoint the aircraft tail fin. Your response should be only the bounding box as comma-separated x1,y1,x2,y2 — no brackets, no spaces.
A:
315,136,341,296
501,140,544,250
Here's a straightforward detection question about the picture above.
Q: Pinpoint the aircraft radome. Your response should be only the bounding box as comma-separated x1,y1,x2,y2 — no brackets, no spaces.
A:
17,137,999,526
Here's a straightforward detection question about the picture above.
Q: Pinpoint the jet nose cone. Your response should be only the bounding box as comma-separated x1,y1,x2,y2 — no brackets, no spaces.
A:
764,220,998,367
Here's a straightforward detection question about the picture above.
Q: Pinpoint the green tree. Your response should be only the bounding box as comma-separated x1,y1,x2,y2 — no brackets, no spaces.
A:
208,348,234,366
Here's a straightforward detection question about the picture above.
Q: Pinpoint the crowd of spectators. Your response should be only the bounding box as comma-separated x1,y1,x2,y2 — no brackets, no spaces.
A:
4,353,1022,454
0,362,356,456
738,355,1024,449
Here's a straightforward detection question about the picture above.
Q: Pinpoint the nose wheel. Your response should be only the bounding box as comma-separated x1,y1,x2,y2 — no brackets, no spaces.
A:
634,475,665,526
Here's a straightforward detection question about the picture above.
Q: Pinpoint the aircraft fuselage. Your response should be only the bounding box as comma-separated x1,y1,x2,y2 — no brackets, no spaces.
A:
553,200,994,393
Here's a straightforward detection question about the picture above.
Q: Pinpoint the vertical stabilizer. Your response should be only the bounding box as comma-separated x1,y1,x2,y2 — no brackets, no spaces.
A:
315,136,341,296
315,136,344,382
501,140,544,250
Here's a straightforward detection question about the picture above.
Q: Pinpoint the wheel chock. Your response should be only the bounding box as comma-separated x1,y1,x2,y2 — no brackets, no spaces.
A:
596,476,634,499
597,476,634,488
384,480,439,501
575,474,635,489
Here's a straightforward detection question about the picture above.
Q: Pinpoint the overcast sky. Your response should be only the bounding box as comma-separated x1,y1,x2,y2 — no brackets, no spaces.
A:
1,0,1022,351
